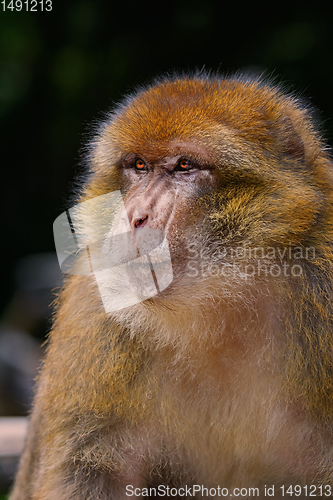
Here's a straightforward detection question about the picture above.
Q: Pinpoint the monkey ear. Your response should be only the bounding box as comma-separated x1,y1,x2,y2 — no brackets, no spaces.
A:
280,115,305,162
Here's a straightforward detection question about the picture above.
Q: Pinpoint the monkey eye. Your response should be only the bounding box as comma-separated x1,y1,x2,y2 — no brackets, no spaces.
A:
135,159,147,171
174,159,193,171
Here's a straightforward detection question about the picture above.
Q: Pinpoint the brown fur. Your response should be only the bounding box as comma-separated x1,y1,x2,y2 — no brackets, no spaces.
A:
11,74,333,499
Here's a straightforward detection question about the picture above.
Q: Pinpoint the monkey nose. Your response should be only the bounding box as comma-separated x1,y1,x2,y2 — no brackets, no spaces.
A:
132,215,149,229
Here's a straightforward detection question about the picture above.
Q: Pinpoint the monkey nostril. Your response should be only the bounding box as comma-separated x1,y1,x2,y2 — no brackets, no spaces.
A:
134,215,148,229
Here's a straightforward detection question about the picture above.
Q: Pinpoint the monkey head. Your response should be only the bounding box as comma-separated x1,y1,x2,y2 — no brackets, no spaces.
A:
57,76,333,316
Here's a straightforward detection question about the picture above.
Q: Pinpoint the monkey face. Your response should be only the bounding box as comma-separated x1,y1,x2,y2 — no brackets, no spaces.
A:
89,146,218,311
119,146,217,256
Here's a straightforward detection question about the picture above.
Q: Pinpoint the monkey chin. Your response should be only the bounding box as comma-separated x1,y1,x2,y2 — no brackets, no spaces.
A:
106,252,275,359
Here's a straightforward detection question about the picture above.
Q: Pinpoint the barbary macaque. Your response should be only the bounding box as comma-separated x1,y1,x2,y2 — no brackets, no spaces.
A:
11,74,333,499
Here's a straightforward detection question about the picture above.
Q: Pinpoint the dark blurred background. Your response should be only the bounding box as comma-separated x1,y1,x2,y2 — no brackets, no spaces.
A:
0,1,333,495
